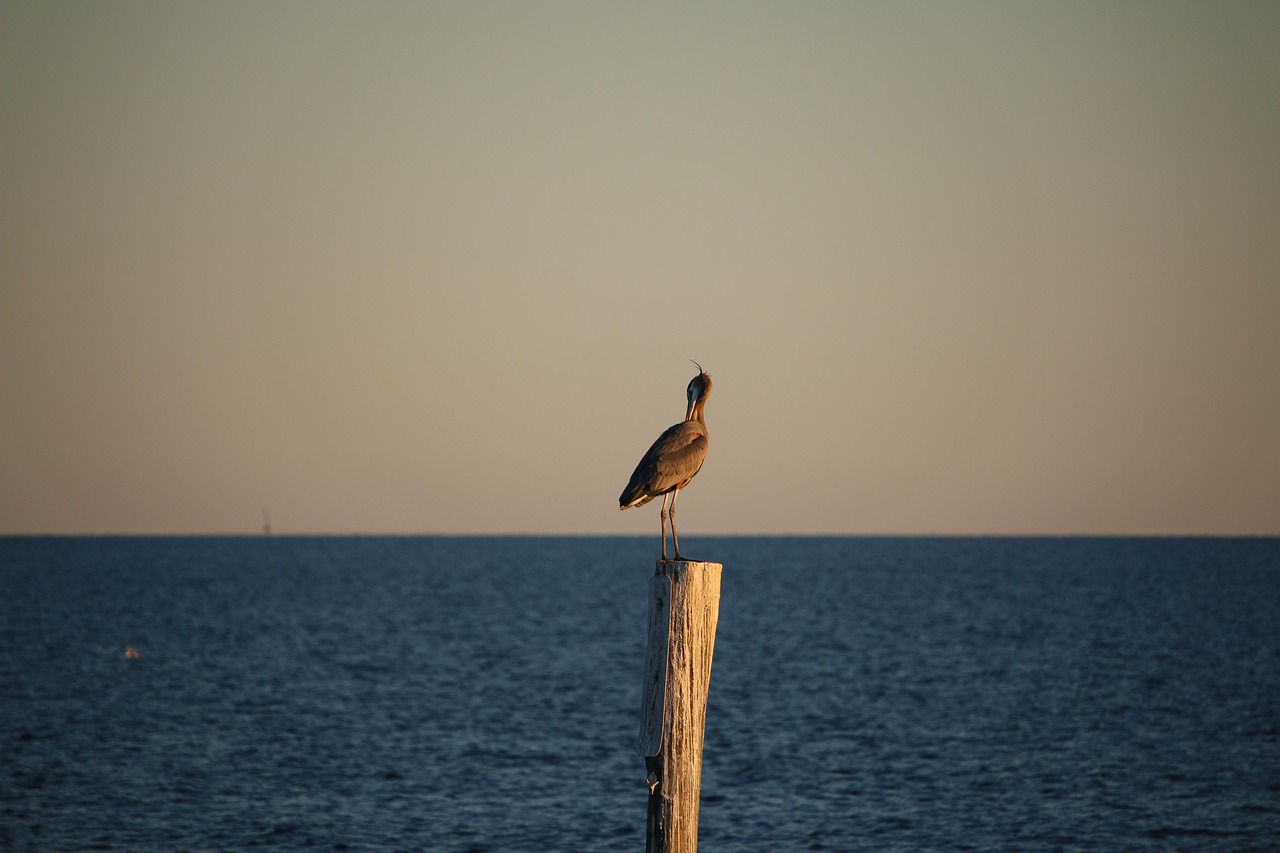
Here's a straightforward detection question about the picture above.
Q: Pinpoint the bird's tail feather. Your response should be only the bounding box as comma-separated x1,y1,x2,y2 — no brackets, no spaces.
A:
619,488,655,509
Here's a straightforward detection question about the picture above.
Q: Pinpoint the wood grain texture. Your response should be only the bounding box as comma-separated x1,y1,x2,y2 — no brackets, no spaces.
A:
642,560,722,853
638,573,671,758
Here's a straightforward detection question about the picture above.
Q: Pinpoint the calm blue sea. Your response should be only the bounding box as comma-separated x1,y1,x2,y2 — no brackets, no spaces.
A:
1,536,1277,852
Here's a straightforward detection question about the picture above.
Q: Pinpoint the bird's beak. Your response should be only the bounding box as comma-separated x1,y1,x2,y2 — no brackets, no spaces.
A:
685,383,702,420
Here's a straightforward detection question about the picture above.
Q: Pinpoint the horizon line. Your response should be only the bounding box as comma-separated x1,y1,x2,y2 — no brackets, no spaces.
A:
2,531,1276,539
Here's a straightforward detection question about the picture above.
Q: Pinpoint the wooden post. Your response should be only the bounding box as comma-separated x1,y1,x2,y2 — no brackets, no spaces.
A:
638,560,722,853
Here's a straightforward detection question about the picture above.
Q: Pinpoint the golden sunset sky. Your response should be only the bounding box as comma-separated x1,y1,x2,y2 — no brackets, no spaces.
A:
3,1,1277,534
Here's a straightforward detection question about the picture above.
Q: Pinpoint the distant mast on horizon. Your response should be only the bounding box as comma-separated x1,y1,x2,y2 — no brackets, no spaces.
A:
263,509,272,536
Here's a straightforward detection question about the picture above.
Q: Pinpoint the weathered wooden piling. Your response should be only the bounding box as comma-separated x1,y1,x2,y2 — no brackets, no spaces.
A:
638,560,722,853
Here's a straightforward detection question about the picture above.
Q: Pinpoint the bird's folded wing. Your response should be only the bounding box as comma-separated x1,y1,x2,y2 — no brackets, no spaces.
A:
648,427,708,489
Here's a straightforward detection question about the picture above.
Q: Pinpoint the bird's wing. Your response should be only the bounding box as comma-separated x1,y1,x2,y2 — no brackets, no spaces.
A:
620,421,709,506
649,424,708,487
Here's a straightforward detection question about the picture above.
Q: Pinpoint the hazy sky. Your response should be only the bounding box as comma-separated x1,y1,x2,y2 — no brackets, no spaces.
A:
3,1,1278,535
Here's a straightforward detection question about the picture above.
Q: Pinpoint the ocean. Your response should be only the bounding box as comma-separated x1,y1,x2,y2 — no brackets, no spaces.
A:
1,536,1277,852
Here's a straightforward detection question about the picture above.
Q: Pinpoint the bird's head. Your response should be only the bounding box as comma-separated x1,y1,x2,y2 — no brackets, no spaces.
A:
686,361,712,419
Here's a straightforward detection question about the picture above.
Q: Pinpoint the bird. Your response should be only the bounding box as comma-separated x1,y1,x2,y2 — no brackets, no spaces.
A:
619,362,713,562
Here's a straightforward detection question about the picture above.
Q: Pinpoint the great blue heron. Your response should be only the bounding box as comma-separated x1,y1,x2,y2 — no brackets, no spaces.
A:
619,363,712,562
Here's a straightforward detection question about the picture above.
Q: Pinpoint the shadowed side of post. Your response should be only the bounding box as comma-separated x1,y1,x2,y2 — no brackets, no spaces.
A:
639,560,722,853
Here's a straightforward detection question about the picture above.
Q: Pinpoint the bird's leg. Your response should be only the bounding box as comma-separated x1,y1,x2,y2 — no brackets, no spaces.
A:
670,487,684,561
659,492,670,561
